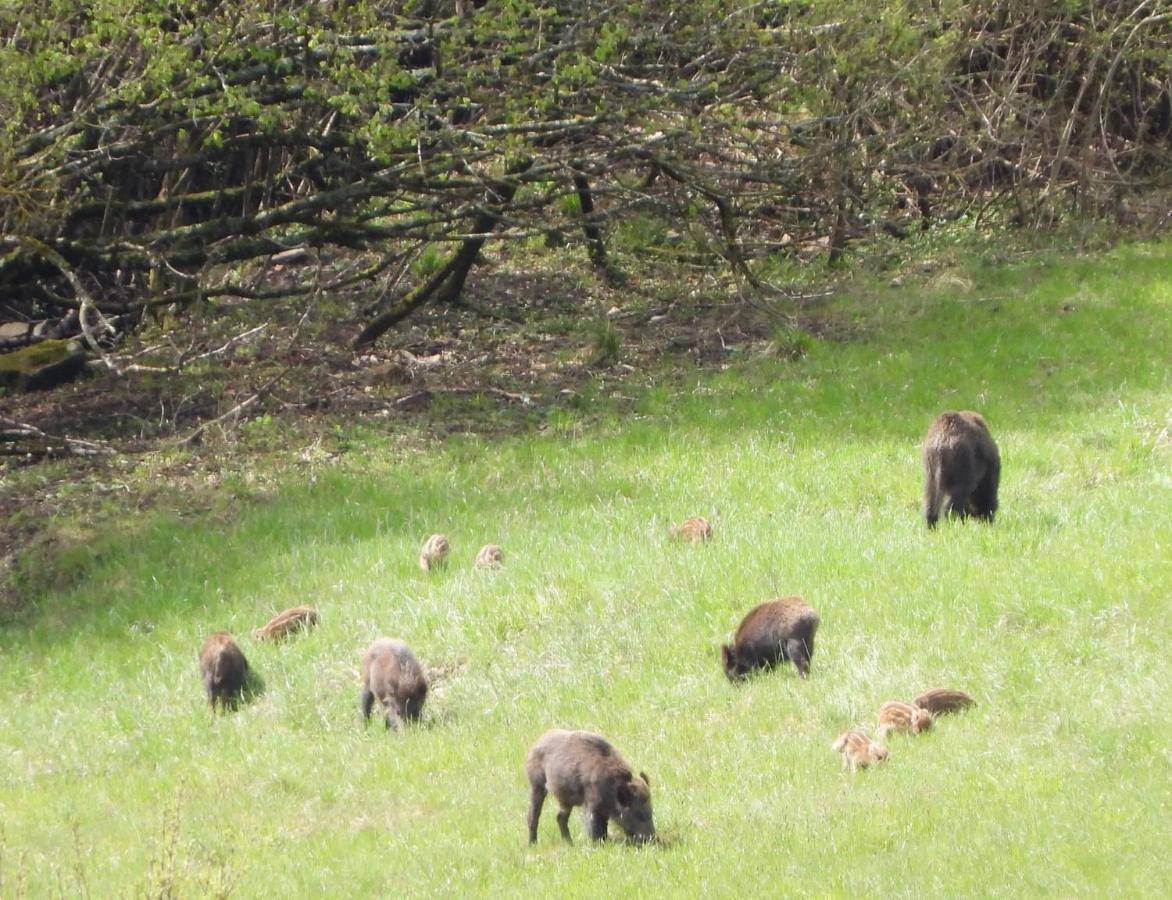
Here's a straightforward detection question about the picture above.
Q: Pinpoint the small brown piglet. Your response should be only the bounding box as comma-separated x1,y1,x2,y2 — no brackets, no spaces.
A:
525,729,655,845
913,687,976,715
252,605,319,642
670,517,713,542
360,638,428,729
832,730,889,773
419,534,450,571
877,701,933,738
474,544,504,569
200,632,249,713
722,597,820,680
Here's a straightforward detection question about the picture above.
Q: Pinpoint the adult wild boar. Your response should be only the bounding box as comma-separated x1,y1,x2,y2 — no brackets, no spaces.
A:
525,729,655,845
360,638,428,729
722,597,820,680
200,632,249,712
923,411,1001,528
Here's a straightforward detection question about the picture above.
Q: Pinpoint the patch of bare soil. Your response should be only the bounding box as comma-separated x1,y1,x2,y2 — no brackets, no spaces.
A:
329,267,780,427
0,256,819,611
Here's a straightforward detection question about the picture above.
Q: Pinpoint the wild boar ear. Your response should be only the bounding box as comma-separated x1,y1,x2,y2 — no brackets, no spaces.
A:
720,644,733,668
615,776,634,806
639,771,650,788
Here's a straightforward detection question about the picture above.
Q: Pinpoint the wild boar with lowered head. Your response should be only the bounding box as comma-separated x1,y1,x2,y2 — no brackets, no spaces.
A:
922,411,1001,528
722,597,820,681
419,534,451,571
913,687,976,715
832,730,889,773
251,605,319,642
877,700,933,738
525,729,655,845
199,632,249,713
360,638,428,729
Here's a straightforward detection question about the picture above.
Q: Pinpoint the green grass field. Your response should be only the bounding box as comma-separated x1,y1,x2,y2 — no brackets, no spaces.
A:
2,240,1170,897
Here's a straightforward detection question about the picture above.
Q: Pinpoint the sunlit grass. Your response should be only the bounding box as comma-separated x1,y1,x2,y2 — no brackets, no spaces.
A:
0,240,1169,896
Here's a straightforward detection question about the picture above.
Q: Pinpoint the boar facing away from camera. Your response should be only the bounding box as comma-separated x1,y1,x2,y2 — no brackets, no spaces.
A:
360,638,428,729
525,729,655,845
722,597,820,680
200,632,249,713
922,411,1001,528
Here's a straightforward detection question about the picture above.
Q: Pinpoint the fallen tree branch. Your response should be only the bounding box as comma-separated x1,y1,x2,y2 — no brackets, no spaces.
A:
394,386,534,407
179,325,267,367
174,371,285,446
0,417,116,458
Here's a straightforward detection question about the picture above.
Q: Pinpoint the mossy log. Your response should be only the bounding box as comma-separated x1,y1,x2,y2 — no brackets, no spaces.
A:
0,340,87,392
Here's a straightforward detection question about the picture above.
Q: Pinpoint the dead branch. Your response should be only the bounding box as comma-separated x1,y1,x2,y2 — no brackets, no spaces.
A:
0,417,116,458
174,371,286,447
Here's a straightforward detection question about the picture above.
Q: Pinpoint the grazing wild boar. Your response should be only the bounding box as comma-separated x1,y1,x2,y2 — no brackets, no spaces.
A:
525,729,655,845
474,543,504,569
722,597,820,680
200,632,249,713
832,730,889,773
251,605,319,642
419,533,451,571
877,700,933,738
361,638,428,729
669,516,713,543
922,411,1001,528
913,687,976,715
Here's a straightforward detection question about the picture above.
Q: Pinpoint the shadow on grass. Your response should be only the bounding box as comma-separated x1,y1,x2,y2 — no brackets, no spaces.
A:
208,668,266,715
3,241,1169,643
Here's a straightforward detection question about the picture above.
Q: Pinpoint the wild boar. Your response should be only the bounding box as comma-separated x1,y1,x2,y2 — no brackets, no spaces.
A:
669,517,713,542
419,533,451,571
877,700,933,738
913,687,976,715
832,730,889,773
200,632,249,713
251,605,319,641
360,638,428,729
722,597,820,680
474,544,504,569
923,411,1001,528
525,729,655,845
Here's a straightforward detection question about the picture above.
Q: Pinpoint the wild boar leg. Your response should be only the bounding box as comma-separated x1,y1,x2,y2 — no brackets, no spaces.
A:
527,783,547,844
556,806,574,844
586,808,609,842
787,638,811,678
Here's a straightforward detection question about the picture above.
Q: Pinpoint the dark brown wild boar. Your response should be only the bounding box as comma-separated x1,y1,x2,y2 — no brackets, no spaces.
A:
525,729,655,845
722,597,820,680
251,605,319,642
922,411,1001,528
199,632,249,713
360,638,428,729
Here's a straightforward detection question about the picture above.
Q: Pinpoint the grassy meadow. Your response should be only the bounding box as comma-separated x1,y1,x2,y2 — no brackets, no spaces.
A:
1,240,1170,896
